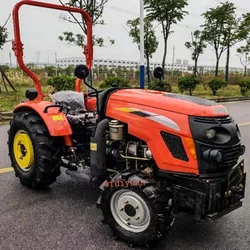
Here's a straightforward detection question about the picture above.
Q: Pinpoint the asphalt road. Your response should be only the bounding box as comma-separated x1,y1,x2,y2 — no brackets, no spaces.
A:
0,101,250,250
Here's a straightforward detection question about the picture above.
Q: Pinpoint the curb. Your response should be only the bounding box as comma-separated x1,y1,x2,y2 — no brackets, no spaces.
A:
0,112,13,122
208,97,250,103
0,96,249,122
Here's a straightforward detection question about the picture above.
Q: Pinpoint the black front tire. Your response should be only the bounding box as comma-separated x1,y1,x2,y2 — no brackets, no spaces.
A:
8,111,63,189
100,182,174,247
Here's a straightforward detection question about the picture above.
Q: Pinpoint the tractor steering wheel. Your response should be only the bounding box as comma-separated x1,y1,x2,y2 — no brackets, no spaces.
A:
88,90,104,98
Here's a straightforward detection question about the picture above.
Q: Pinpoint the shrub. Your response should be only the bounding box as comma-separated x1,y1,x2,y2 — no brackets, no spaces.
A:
178,75,200,96
148,80,172,92
47,76,76,92
238,78,250,96
208,78,227,96
99,76,131,89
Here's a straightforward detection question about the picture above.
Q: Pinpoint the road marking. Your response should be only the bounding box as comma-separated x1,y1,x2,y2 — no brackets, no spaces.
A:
0,167,13,174
238,122,250,127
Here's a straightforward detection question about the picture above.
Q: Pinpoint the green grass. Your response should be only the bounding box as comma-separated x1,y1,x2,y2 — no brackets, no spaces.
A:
0,81,247,112
171,84,244,99
0,81,53,112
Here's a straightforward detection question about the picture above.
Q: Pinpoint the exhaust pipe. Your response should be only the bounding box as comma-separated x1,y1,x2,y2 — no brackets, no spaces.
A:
90,119,109,177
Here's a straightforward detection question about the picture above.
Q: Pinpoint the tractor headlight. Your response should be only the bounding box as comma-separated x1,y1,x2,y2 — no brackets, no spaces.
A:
206,129,216,139
202,149,223,162
210,150,223,162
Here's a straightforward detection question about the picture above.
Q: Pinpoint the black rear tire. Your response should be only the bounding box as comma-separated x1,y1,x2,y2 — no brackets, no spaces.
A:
8,111,63,189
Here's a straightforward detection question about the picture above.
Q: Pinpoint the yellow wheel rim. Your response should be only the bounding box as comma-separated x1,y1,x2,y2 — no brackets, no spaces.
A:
13,130,34,171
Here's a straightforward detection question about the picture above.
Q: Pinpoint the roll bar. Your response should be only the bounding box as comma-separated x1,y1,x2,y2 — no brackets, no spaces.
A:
12,0,93,100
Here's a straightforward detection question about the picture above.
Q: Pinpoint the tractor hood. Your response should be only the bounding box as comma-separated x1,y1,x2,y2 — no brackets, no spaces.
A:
109,89,229,117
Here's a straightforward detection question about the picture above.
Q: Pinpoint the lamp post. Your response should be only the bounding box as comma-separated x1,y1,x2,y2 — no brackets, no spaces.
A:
140,0,145,89
55,53,58,76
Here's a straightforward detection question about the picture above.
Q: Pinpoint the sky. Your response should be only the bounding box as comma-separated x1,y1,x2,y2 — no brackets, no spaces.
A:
0,0,249,68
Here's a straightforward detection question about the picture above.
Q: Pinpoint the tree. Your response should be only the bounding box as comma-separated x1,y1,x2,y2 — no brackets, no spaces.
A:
237,43,250,76
223,5,250,83
238,78,250,95
0,26,8,50
0,15,10,50
144,0,188,76
58,0,114,47
44,66,57,77
185,30,206,76
0,15,16,93
201,2,237,77
127,17,159,84
178,75,200,96
208,78,227,96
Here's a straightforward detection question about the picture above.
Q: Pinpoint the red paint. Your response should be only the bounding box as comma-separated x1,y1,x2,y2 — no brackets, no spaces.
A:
108,89,229,117
86,98,97,111
64,135,73,147
14,101,73,136
105,89,229,175
75,79,82,92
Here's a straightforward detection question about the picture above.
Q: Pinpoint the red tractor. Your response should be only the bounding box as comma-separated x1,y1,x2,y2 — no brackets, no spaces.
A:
8,0,247,247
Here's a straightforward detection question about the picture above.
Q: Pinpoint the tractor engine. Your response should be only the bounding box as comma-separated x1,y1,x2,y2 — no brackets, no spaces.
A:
89,119,155,180
106,120,153,163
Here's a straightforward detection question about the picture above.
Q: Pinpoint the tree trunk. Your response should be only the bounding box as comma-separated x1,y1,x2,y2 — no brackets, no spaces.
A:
225,45,230,84
146,54,150,85
194,58,198,76
162,37,168,79
215,57,219,77
244,66,247,77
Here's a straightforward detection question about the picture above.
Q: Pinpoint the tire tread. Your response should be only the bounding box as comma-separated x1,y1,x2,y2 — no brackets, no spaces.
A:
8,111,62,189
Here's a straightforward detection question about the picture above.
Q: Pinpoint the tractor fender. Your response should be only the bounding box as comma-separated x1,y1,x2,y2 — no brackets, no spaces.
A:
13,101,73,136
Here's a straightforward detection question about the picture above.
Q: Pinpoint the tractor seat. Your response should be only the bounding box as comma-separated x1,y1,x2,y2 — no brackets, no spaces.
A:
51,91,86,113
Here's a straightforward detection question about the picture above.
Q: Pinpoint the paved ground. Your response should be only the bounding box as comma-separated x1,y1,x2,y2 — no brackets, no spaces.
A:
0,101,250,250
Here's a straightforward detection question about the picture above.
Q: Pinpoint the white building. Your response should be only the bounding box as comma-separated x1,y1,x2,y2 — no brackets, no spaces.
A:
175,59,182,65
57,57,86,68
57,57,189,72
57,57,246,74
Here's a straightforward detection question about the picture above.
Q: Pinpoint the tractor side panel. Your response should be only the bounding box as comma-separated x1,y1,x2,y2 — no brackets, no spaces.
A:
106,99,199,175
14,101,73,136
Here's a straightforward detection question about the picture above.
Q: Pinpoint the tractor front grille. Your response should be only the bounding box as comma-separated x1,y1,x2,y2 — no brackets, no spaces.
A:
161,131,188,162
193,116,232,124
218,145,241,168
197,142,241,176
189,115,242,177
